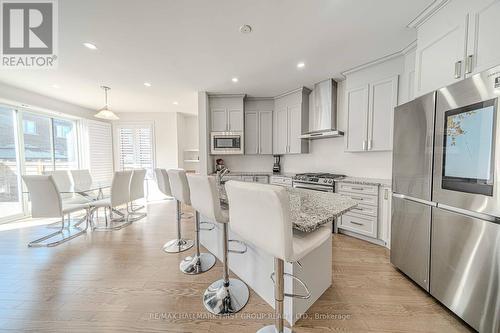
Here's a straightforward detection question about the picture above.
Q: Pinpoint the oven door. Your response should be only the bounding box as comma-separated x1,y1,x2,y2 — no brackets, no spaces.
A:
210,132,244,155
292,181,333,192
433,66,500,218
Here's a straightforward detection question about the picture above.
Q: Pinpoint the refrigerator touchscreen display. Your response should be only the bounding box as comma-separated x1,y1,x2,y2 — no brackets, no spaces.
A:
442,99,496,196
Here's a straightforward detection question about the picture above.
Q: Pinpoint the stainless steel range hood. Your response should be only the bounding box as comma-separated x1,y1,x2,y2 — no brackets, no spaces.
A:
300,79,344,139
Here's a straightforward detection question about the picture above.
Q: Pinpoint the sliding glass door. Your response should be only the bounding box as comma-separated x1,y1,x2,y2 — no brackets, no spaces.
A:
0,106,80,222
0,107,23,221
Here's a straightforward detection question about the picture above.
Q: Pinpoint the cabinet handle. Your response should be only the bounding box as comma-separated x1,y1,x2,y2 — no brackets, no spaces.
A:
362,140,367,151
351,187,364,191
454,61,462,79
367,139,372,150
351,196,364,201
350,221,364,226
353,207,364,211
465,55,474,74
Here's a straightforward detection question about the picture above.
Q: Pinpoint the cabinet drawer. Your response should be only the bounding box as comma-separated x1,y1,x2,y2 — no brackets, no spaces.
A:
338,192,378,207
270,176,292,187
337,182,378,196
348,203,378,217
340,213,377,238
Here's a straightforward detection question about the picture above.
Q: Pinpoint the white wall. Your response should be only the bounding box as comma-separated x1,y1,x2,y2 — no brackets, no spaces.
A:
113,112,179,169
177,113,199,172
0,81,97,120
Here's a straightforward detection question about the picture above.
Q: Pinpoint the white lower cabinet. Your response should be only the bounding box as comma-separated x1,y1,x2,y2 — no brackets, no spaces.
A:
337,181,392,248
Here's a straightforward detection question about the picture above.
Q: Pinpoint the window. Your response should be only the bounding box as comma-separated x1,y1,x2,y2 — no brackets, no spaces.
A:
23,119,37,135
116,123,154,174
55,124,71,138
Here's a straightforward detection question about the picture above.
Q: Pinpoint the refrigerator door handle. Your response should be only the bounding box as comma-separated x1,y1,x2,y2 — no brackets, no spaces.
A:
392,193,437,207
437,203,500,224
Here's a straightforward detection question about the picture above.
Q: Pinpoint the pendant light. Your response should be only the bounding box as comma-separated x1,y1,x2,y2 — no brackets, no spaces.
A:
94,86,119,120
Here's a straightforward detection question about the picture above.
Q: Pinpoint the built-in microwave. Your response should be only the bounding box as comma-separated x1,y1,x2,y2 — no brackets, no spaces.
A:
210,131,244,155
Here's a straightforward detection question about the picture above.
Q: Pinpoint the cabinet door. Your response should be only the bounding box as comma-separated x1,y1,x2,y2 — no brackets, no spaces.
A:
254,176,269,184
467,1,500,75
211,108,227,132
415,16,468,96
259,111,273,154
244,112,259,154
368,76,398,151
345,85,369,152
228,109,243,131
274,107,288,154
287,104,302,154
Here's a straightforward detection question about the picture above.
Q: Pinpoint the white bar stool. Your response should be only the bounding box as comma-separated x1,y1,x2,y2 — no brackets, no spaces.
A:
179,174,219,274
226,181,331,333
163,169,194,253
194,175,249,314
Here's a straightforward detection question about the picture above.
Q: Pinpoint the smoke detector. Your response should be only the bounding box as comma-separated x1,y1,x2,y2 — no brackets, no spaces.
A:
239,24,252,34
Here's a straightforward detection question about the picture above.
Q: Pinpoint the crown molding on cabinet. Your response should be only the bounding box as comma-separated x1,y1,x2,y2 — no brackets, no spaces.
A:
341,40,417,77
273,87,312,99
245,96,274,101
207,93,247,98
406,0,450,29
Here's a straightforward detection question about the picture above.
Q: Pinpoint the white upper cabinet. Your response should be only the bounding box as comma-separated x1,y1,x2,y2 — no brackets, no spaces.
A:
467,0,500,74
209,95,245,132
273,88,310,155
346,85,369,152
368,76,398,151
415,0,500,96
345,76,398,152
259,111,273,154
244,99,273,155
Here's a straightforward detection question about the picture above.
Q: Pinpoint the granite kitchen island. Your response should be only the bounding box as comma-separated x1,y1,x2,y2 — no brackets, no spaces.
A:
200,184,357,325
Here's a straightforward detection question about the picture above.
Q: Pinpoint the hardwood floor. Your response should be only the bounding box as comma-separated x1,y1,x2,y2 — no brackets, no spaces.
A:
0,200,473,332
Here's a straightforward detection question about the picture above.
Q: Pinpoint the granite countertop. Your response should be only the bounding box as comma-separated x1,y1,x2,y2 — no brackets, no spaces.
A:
218,184,357,233
216,171,295,178
335,176,392,187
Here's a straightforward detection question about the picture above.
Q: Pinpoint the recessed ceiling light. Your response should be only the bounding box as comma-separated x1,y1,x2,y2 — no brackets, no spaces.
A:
239,24,252,34
52,84,60,89
297,62,305,69
144,82,152,87
232,77,239,83
83,42,97,50
173,101,179,105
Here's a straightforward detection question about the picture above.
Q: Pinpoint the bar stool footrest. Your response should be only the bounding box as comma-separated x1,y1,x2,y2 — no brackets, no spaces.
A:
199,221,215,231
270,272,311,300
228,239,247,254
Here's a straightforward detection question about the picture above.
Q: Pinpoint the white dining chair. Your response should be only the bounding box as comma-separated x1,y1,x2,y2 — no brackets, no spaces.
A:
22,175,90,247
42,170,89,226
127,168,147,220
154,168,174,200
70,169,93,189
90,170,133,230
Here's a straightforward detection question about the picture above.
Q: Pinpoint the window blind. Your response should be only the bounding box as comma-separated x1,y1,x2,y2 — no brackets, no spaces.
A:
116,123,154,177
87,120,114,183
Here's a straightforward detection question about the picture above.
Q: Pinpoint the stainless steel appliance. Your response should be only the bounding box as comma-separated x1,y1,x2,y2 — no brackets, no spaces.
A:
391,91,436,292
292,173,345,192
272,155,281,174
210,131,244,155
392,66,500,333
300,79,344,139
430,66,500,333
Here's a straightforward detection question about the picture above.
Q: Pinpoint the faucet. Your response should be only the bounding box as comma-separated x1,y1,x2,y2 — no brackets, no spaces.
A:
217,168,230,185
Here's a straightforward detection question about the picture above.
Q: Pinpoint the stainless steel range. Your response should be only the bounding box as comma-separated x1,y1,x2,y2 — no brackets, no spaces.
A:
292,173,345,192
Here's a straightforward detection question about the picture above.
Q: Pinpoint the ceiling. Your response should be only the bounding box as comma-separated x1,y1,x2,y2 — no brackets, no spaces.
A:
0,0,432,115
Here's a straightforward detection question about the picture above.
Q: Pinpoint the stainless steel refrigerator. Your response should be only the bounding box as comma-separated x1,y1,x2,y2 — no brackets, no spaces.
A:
391,66,500,333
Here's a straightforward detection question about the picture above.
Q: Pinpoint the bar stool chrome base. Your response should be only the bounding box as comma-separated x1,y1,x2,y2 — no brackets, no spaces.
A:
257,326,292,333
163,239,194,253
203,278,249,315
180,253,216,274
